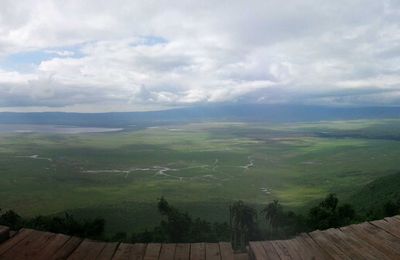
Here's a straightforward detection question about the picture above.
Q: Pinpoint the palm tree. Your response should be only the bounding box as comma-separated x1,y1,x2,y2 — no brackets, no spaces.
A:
262,200,283,235
230,201,257,250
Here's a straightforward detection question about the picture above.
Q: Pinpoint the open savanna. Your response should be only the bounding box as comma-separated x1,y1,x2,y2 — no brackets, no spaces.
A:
1,119,400,234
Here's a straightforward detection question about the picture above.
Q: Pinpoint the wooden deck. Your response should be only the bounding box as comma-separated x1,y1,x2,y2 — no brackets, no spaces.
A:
0,225,237,260
1,215,400,259
250,215,400,259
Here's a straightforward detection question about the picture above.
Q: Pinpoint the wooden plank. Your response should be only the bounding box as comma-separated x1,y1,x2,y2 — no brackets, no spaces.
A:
0,229,34,256
205,243,221,260
143,243,161,260
298,232,333,260
234,253,248,260
250,242,269,260
175,243,190,260
67,239,107,260
0,225,10,242
190,242,206,260
261,241,280,260
345,224,400,257
159,243,176,260
323,228,373,259
338,226,390,259
1,230,56,259
112,243,147,260
97,242,119,260
306,231,350,260
35,233,71,259
285,239,309,260
52,236,83,259
355,222,400,255
341,225,398,259
1,230,51,259
327,228,384,259
128,243,148,260
270,240,294,259
387,216,400,224
294,236,332,260
112,243,133,260
371,219,400,239
385,217,400,229
219,242,234,260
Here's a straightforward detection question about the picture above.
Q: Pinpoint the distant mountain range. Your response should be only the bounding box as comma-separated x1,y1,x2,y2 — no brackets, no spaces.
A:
1,104,400,126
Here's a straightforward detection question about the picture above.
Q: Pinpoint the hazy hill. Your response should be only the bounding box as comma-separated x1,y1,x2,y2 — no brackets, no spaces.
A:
1,104,400,126
348,172,400,214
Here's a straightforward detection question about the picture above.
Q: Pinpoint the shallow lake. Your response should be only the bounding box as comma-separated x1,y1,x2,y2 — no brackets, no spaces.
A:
0,124,123,134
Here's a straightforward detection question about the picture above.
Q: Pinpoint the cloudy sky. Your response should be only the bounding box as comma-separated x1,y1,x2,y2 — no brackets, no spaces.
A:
0,0,400,112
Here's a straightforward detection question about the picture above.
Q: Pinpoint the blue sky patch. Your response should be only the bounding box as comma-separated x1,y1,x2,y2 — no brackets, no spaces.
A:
129,36,168,47
0,45,84,72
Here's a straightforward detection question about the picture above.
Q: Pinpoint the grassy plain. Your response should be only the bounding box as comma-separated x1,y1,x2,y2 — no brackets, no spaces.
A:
1,119,400,234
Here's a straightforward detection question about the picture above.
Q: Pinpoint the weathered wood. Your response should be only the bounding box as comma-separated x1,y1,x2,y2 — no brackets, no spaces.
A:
387,216,400,224
337,226,389,259
298,233,329,259
323,228,373,259
307,231,350,260
159,243,176,260
261,241,280,260
371,219,400,239
270,240,294,260
143,243,161,260
67,239,107,260
219,242,234,260
35,233,71,259
285,239,309,260
2,215,400,260
52,236,83,259
359,222,400,255
340,227,394,259
294,236,329,260
112,243,134,260
1,230,55,259
0,225,10,242
112,243,147,260
175,243,190,260
190,242,205,260
384,217,400,230
327,228,383,259
97,242,119,260
342,224,400,259
205,242,220,260
234,253,249,260
249,242,268,260
0,229,34,256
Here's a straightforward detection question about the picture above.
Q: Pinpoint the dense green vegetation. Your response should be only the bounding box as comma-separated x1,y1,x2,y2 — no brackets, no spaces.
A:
348,171,400,219
0,209,105,240
1,119,400,235
2,193,398,249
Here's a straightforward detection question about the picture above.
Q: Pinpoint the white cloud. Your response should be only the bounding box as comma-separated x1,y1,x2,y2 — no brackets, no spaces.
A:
0,0,400,111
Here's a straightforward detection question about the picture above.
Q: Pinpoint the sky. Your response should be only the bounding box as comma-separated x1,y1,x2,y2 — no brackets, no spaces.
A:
0,0,400,112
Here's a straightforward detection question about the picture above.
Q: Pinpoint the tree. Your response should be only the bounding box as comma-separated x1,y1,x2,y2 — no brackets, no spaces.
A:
383,200,400,217
337,203,356,224
308,194,356,230
157,197,192,242
229,201,257,250
0,210,22,229
262,200,283,234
